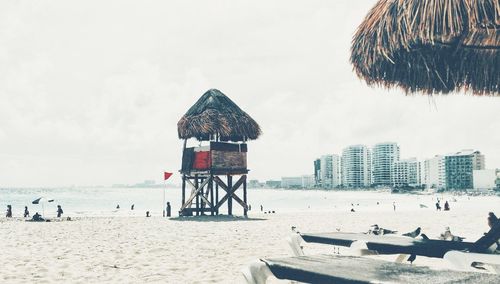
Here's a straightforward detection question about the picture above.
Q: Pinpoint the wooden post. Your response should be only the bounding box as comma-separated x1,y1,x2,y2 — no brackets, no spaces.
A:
215,181,219,215
181,175,186,215
181,138,187,216
195,175,199,216
198,178,205,215
210,176,214,216
243,175,248,216
227,175,233,215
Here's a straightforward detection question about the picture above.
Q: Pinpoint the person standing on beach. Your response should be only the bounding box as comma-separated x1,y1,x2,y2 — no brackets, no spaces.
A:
435,201,441,211
57,205,64,217
6,205,12,218
24,206,30,218
393,202,396,211
166,202,171,217
260,205,263,212
131,204,134,210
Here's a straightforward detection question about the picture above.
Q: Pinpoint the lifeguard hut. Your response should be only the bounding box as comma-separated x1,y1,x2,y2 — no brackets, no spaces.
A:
177,89,261,216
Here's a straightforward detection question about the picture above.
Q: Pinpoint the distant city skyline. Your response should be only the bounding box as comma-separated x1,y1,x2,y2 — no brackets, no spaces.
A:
1,0,499,187
275,143,496,191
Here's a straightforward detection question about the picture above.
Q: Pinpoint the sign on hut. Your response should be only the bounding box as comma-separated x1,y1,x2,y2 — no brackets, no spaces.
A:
177,89,261,216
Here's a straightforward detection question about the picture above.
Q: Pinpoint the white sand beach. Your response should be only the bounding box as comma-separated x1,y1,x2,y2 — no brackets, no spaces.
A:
1,193,499,283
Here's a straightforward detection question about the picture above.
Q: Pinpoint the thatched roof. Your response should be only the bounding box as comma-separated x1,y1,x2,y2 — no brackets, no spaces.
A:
351,0,499,95
177,89,261,141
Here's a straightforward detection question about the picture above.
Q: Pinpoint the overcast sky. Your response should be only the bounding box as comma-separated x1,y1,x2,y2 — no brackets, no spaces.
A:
1,0,499,187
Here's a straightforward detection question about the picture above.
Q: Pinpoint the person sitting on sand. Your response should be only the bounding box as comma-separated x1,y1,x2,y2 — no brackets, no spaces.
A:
444,201,450,211
24,206,30,218
6,205,12,218
116,204,120,209
32,212,44,222
57,205,63,218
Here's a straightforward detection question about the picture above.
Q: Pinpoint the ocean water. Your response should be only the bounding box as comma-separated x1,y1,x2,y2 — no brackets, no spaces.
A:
0,187,496,218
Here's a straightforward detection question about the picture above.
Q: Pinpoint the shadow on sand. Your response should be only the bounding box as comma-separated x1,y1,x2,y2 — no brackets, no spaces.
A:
169,215,266,222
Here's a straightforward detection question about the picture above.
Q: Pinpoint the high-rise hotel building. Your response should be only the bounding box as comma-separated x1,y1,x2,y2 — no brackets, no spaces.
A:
445,150,485,190
341,145,371,188
313,158,321,187
392,158,421,187
320,154,341,189
372,142,400,186
424,155,446,190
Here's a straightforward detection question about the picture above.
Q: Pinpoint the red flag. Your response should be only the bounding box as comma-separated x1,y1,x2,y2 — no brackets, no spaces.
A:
164,172,173,181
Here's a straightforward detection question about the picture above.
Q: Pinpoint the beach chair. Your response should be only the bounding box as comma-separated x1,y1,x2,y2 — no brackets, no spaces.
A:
242,254,500,284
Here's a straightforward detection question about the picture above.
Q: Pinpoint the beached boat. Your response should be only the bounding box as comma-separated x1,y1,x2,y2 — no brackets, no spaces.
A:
243,227,499,283
243,254,500,284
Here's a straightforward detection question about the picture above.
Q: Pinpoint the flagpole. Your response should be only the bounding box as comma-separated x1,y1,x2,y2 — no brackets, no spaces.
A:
162,172,172,217
163,178,166,217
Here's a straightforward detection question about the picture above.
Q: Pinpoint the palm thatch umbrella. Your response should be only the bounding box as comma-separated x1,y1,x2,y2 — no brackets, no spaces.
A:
351,0,499,95
177,89,261,142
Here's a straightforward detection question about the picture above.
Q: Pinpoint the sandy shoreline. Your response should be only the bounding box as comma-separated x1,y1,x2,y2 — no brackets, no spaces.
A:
1,194,499,283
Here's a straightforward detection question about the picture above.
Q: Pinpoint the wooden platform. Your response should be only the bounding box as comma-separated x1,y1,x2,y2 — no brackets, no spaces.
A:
260,254,500,283
179,174,248,217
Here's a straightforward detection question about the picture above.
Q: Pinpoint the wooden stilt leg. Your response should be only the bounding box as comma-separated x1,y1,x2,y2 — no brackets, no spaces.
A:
215,182,219,215
195,175,199,216
210,176,214,216
243,175,248,216
200,177,204,215
228,175,233,215
181,175,186,215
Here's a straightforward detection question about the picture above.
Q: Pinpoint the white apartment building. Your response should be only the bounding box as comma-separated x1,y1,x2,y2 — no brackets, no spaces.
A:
392,158,421,187
372,142,400,186
424,155,446,190
320,154,341,189
341,145,371,188
281,177,303,188
473,169,498,190
281,175,315,189
301,175,316,189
